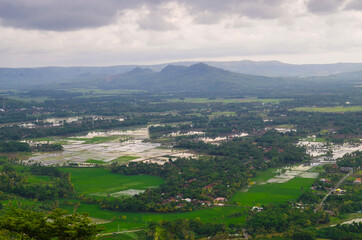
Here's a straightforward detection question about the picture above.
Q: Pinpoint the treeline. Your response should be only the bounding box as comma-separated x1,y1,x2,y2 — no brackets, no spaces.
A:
141,218,227,240
176,130,306,169
31,143,63,152
316,222,362,240
269,110,362,135
0,208,102,240
0,164,74,201
0,117,148,141
337,151,362,168
0,141,31,152
246,204,329,234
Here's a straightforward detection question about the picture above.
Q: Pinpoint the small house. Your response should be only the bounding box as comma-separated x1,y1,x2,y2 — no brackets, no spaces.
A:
214,197,227,202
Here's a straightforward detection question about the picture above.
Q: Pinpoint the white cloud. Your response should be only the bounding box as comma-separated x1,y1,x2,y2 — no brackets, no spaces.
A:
0,0,362,67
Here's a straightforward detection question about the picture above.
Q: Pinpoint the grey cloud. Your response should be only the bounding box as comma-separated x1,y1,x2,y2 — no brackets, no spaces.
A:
0,0,163,31
138,13,176,31
345,0,362,10
306,0,346,14
187,0,285,24
0,0,290,31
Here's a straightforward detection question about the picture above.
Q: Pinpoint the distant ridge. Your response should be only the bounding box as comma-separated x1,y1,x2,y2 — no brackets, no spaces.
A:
97,63,284,92
1,60,362,90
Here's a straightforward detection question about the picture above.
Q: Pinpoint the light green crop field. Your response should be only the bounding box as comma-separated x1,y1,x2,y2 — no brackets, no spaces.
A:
82,136,124,144
111,156,139,163
231,177,315,205
292,106,362,112
85,159,108,164
60,168,164,195
66,203,247,233
59,167,314,233
166,98,290,104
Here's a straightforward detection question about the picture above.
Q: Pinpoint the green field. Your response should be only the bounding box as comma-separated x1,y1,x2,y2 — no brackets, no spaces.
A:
59,166,316,233
111,156,139,163
166,98,289,104
231,177,315,205
293,106,362,112
62,203,247,233
61,168,164,196
82,136,123,144
86,159,108,164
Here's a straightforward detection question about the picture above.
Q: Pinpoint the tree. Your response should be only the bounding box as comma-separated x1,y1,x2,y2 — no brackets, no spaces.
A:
0,208,103,240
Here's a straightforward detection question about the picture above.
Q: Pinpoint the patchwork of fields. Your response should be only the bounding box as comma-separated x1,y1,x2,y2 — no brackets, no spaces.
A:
63,165,318,233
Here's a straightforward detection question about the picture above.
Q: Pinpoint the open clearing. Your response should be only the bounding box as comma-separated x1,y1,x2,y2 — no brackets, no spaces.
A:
293,106,362,112
61,168,164,197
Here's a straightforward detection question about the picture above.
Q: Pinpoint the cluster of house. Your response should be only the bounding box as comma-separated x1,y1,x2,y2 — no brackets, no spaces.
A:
353,178,361,184
160,194,228,208
334,188,346,195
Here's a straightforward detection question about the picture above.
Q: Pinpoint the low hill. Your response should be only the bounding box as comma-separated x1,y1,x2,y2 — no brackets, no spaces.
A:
97,63,285,92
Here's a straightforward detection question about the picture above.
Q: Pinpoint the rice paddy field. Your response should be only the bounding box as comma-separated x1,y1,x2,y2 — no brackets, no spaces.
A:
60,165,318,233
61,168,164,197
231,177,315,205
61,203,248,233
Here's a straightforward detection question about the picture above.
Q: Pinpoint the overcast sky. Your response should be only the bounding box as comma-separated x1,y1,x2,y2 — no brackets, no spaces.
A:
0,0,362,67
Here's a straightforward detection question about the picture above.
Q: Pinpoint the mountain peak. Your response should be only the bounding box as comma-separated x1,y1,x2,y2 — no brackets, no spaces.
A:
160,65,188,73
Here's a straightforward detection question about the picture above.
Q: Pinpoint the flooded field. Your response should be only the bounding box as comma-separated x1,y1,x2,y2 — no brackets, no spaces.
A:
298,136,362,165
25,126,195,166
199,133,249,144
265,165,318,184
1,115,124,128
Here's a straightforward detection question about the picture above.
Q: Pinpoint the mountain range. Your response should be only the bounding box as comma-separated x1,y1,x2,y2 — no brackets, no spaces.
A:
1,60,362,92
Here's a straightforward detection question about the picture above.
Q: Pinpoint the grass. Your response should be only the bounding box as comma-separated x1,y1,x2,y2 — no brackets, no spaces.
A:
231,177,315,205
293,106,362,113
111,156,139,163
86,159,107,164
60,168,164,196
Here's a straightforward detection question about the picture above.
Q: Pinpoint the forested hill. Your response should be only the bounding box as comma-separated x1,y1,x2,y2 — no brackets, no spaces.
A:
95,63,285,92
1,62,361,93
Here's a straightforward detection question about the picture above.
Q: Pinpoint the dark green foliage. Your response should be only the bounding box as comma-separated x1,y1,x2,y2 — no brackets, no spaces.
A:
337,151,362,168
246,204,329,233
144,218,226,240
31,143,63,152
292,230,316,240
298,191,321,204
316,222,362,240
0,141,31,152
0,164,74,200
0,208,103,240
